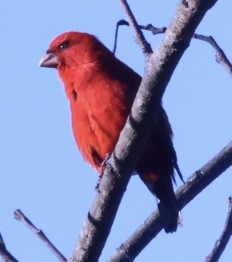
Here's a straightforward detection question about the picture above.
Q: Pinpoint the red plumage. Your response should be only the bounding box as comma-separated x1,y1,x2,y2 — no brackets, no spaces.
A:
40,32,181,232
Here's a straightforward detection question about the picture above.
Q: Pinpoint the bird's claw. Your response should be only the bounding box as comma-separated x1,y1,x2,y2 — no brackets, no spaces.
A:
95,176,102,193
100,152,112,176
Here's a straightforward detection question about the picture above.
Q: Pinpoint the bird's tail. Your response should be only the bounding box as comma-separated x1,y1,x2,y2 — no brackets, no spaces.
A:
141,174,179,233
156,181,179,233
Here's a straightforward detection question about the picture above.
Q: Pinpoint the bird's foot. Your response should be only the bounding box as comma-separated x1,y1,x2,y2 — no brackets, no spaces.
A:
95,176,102,193
100,152,112,176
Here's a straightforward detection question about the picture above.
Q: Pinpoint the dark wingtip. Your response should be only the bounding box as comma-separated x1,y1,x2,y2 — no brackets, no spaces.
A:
174,162,185,184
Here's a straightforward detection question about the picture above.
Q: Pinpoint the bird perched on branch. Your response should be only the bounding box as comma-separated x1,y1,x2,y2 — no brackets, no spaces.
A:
39,31,181,233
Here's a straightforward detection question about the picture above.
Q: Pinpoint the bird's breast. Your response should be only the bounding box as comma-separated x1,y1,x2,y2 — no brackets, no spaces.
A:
69,79,132,172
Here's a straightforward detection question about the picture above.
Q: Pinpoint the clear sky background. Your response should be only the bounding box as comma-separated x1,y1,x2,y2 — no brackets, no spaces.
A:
1,1,232,261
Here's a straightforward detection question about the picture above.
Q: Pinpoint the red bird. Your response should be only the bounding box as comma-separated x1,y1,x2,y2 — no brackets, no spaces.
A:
39,31,181,233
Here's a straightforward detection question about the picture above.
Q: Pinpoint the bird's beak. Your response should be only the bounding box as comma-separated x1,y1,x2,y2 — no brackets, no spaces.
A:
39,53,58,68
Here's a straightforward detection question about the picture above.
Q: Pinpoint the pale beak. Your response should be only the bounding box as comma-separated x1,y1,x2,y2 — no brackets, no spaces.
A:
39,53,58,68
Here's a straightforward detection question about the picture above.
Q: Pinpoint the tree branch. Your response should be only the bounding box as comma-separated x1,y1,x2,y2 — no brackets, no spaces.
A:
115,21,232,76
119,0,153,56
206,196,232,262
113,20,165,54
14,209,67,262
0,233,18,262
193,34,232,75
109,141,232,261
68,1,218,261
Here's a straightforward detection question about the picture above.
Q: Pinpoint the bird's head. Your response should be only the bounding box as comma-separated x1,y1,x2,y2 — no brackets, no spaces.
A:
39,31,106,71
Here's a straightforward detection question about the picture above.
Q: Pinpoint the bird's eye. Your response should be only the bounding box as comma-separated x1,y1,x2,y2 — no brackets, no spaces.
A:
58,41,69,52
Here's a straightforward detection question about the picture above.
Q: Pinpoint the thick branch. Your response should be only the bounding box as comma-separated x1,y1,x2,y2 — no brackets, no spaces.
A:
69,1,217,261
110,141,232,261
206,196,232,262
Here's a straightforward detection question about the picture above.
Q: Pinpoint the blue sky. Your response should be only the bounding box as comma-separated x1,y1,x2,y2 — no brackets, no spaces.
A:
1,1,232,261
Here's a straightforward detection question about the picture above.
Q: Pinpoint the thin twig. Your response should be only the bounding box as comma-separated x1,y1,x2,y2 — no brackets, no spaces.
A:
113,20,128,54
0,233,18,262
113,20,165,54
109,141,232,261
14,209,67,262
119,0,152,56
115,21,232,76
205,196,232,262
193,34,232,75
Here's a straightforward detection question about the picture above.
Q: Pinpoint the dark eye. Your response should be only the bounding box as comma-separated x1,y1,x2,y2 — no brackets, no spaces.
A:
58,41,69,52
